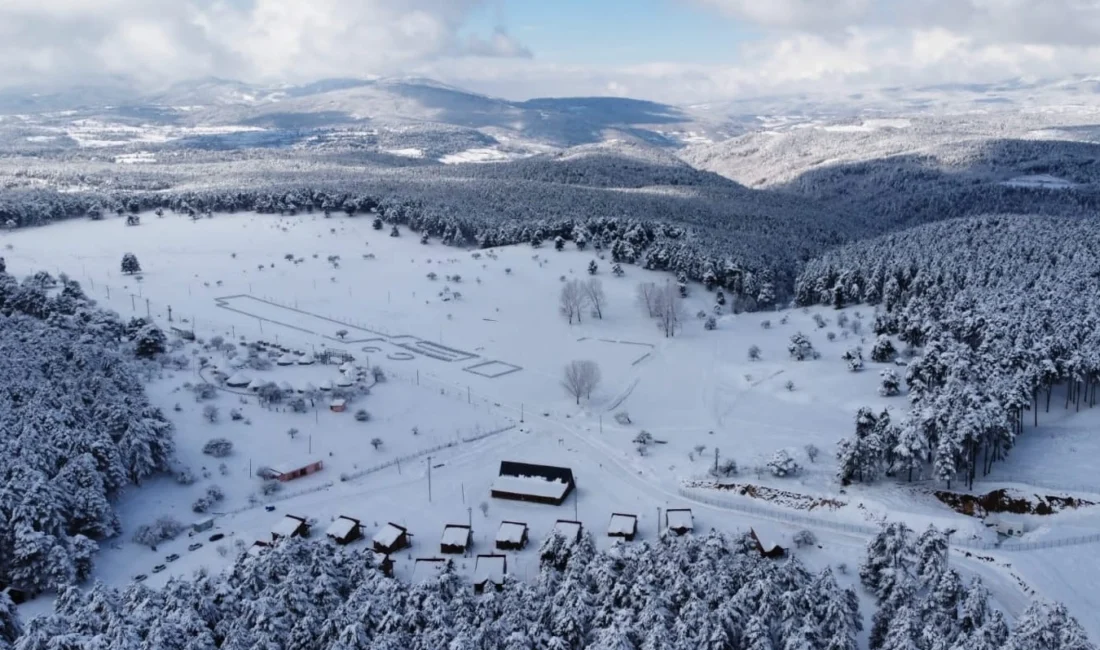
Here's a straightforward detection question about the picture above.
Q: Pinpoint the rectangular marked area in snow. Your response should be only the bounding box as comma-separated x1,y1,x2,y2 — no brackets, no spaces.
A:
491,476,571,501
463,360,523,378
214,294,385,341
391,337,478,362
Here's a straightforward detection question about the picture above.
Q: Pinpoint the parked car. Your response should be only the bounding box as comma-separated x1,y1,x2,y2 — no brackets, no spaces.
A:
265,505,276,512
165,554,180,563
209,533,225,542
188,543,203,552
152,564,166,573
133,574,147,582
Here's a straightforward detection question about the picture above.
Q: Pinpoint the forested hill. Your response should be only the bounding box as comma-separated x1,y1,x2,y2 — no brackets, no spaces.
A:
0,268,175,596
797,214,1100,489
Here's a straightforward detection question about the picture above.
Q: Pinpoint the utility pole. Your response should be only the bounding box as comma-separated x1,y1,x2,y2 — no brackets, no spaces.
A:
308,435,312,454
714,448,719,476
573,475,579,521
468,386,471,404
167,305,173,322
467,506,472,528
599,414,603,433
520,403,524,423
427,456,433,503
145,298,150,318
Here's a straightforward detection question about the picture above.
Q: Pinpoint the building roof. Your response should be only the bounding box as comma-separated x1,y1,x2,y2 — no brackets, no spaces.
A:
326,516,359,539
667,509,693,530
441,525,471,547
491,475,570,500
270,459,322,475
298,354,315,365
339,362,356,373
225,372,251,386
373,523,406,548
336,375,354,387
272,515,305,538
412,558,447,583
473,555,506,585
247,541,269,557
319,379,334,391
553,520,582,540
496,521,527,545
278,381,295,392
608,514,637,535
330,398,347,407
750,524,787,552
247,377,268,390
277,353,297,365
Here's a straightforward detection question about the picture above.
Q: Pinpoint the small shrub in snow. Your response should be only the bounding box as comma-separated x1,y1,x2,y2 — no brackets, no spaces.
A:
836,312,849,328
842,348,864,372
427,272,438,281
696,310,707,319
371,366,386,382
836,563,848,575
784,380,795,391
219,462,229,476
614,411,632,425
826,331,837,342
132,517,185,549
173,402,182,412
261,481,282,496
879,369,901,396
217,545,229,557
355,409,370,422
704,316,717,330
370,437,383,450
780,315,789,325
812,314,827,329
748,344,762,361
693,444,706,456
767,450,801,477
287,428,299,439
289,398,308,413
870,335,897,362
192,485,225,513
804,444,820,464
202,405,219,423
633,431,654,446
788,333,817,361
202,438,233,457
760,319,771,329
635,444,648,456
175,467,197,485
192,383,217,401
229,408,243,421
793,530,817,548
479,501,490,517
709,459,738,478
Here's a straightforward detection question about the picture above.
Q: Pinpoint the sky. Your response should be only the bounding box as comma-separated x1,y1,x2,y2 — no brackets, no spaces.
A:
4,0,1100,103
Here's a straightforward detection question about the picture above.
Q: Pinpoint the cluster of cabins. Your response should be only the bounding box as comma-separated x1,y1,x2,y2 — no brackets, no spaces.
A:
243,460,787,592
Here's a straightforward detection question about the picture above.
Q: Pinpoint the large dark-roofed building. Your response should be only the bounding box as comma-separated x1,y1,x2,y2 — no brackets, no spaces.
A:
490,461,576,506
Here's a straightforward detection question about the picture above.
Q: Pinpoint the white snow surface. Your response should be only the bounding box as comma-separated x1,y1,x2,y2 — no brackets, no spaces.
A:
412,558,447,583
1000,174,1075,189
473,555,506,585
3,211,1097,636
491,475,570,500
495,522,527,545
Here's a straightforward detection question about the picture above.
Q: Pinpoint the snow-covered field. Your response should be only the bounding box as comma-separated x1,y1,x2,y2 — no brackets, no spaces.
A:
4,212,1099,638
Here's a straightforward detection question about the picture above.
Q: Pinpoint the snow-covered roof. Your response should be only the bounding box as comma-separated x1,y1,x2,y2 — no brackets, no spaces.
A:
226,372,251,386
272,515,305,538
751,526,784,552
247,377,268,390
491,476,570,500
553,520,582,540
330,398,347,407
228,357,247,369
441,525,471,547
247,542,269,557
277,353,297,365
667,509,693,530
297,354,315,365
339,362,355,373
278,381,295,392
326,516,359,539
300,381,318,393
270,459,322,475
412,559,447,583
336,375,354,387
319,379,334,391
373,523,406,548
496,522,527,545
608,514,637,535
473,555,506,585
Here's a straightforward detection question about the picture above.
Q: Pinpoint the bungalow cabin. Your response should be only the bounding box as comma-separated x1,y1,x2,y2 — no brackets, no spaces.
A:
329,398,347,413
278,381,295,393
271,514,310,542
495,521,529,551
268,459,324,482
277,353,297,366
412,558,448,584
225,372,251,388
247,377,268,392
247,540,271,558
749,527,787,559
473,554,507,593
441,524,473,554
319,379,335,392
552,519,583,543
665,509,694,536
192,517,215,533
379,555,395,578
336,374,355,388
338,361,357,374
373,522,410,554
298,353,315,365
299,381,318,394
170,326,196,341
325,516,362,544
608,513,638,542
990,517,1026,538
490,461,575,506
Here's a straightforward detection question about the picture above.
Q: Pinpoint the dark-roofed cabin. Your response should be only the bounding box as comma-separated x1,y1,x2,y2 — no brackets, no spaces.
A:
608,513,638,541
665,509,694,536
750,528,787,559
441,524,472,554
271,514,310,542
552,519,583,543
473,554,507,593
373,522,410,554
490,461,575,506
495,521,529,551
325,516,362,545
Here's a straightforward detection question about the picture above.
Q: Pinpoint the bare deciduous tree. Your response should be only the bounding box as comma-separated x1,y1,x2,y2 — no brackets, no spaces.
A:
559,279,585,324
636,282,659,317
562,359,601,404
582,278,606,319
654,283,684,338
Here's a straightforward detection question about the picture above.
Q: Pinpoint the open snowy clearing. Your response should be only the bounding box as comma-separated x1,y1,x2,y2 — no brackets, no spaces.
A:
4,211,1098,631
